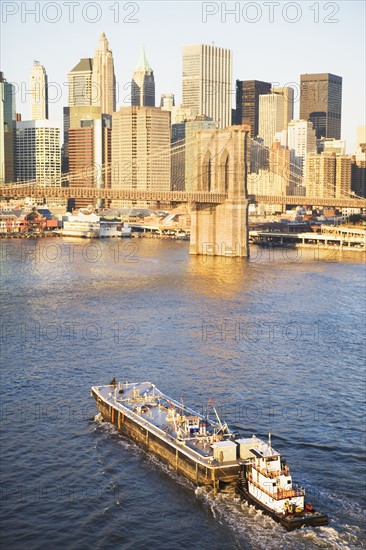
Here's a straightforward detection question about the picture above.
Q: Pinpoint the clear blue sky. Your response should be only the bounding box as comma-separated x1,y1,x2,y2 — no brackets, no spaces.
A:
1,1,365,151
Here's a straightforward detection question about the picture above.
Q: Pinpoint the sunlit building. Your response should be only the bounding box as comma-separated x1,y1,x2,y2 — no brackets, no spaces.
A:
112,106,171,206
30,61,48,120
131,46,155,107
15,120,61,185
182,44,232,129
300,73,342,139
92,32,116,115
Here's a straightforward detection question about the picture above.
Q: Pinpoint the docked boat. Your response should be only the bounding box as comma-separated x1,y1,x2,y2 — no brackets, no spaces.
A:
91,380,328,530
60,211,131,238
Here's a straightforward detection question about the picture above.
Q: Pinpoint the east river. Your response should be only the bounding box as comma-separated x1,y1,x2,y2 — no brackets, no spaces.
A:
0,238,365,549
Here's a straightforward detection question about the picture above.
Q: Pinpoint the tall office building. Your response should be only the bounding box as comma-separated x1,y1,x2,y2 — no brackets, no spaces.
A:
335,156,352,198
182,44,232,129
68,58,93,106
30,61,48,120
287,120,317,166
15,120,61,184
235,80,271,136
112,106,170,205
131,46,155,107
272,87,294,131
92,33,116,115
300,73,342,139
305,152,336,197
62,106,70,174
68,114,112,209
0,72,16,183
258,93,287,147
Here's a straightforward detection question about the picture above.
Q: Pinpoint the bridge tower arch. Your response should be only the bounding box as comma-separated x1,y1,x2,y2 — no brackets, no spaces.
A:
189,126,250,258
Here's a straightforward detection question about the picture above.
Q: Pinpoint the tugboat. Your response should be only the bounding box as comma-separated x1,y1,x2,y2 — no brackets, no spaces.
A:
91,380,328,530
235,433,328,530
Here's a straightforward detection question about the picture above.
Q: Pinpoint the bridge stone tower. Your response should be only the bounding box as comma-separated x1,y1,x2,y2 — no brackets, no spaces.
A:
189,126,250,258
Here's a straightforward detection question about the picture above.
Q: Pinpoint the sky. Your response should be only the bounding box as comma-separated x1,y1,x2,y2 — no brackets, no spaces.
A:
1,0,365,152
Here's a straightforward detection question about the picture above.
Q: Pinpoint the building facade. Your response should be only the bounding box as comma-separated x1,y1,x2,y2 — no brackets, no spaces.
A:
317,137,346,155
68,115,112,209
131,46,155,107
160,93,175,110
112,106,171,205
0,72,16,183
15,120,61,185
305,152,336,197
68,58,93,107
300,73,342,139
92,32,116,115
258,93,287,148
182,44,232,129
272,87,294,132
30,61,48,120
235,80,271,136
335,155,352,198
287,119,317,186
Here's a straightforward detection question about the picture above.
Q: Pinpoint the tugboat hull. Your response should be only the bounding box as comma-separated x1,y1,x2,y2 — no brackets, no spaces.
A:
236,484,329,530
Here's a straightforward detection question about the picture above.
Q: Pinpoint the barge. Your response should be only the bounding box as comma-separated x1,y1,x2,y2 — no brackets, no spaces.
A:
91,380,328,530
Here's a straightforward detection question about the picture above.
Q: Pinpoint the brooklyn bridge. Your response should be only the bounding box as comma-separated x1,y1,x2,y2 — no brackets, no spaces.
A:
1,128,365,257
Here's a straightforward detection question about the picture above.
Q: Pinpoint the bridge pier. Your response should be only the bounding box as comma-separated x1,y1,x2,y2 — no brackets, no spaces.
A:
188,125,250,258
189,199,250,258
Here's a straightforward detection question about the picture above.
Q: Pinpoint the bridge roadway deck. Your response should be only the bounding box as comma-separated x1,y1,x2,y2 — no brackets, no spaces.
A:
0,185,366,208
0,186,228,204
253,194,366,208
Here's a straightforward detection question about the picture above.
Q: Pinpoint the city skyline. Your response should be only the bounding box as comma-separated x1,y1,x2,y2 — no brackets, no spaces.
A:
1,1,365,152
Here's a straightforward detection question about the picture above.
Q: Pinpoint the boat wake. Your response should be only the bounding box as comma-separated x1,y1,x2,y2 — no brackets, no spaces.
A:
194,486,364,550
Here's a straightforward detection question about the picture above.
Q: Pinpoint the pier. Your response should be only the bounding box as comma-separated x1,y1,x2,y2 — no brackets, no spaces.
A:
250,225,365,251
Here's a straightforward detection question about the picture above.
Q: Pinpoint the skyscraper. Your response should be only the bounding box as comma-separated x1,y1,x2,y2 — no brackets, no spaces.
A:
92,32,116,115
15,120,61,184
287,120,317,164
68,58,93,106
65,37,114,196
112,106,170,206
131,46,155,107
182,44,232,129
235,80,271,136
66,57,94,184
336,156,352,198
286,119,317,191
305,152,336,197
258,93,287,147
300,73,342,139
31,61,48,120
68,114,112,209
272,87,294,132
0,72,16,183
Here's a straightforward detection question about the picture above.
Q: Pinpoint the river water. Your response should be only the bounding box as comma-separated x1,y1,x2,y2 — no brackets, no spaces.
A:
0,238,365,549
